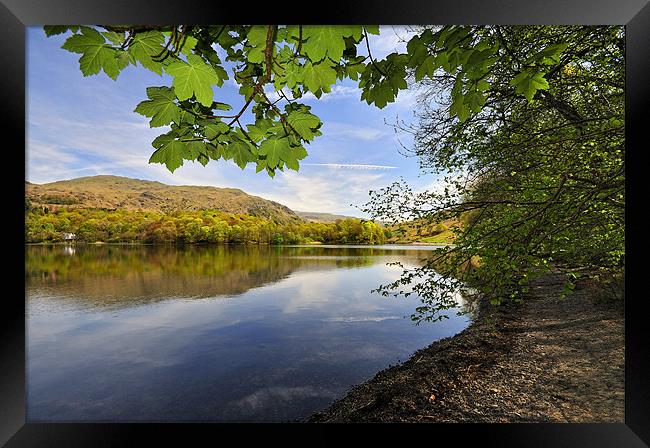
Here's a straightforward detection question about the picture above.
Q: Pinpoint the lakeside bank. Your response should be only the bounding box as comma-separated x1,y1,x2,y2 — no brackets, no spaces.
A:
309,273,624,422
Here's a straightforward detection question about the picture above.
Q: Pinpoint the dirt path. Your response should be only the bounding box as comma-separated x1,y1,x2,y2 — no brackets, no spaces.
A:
309,273,624,422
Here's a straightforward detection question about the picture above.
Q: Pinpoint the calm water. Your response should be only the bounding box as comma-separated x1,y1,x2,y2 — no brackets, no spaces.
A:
26,244,471,422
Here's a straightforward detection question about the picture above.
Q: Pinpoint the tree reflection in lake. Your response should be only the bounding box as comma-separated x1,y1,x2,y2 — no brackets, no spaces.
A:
26,244,471,421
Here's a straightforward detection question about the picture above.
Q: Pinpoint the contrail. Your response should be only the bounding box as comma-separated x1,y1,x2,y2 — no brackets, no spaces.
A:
303,163,397,170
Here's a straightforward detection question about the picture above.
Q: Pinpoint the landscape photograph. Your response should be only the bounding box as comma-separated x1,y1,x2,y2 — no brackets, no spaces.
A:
25,24,624,423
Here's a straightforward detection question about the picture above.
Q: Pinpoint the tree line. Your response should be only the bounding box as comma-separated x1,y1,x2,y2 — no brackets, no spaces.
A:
25,207,387,245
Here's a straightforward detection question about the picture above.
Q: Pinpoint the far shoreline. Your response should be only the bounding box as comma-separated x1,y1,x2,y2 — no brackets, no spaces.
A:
25,241,453,248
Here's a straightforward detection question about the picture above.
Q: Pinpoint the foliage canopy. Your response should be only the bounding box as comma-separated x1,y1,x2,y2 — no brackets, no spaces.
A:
46,25,625,321
48,24,561,176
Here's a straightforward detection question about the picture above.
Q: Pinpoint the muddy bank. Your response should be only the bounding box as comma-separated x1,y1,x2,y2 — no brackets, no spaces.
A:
309,273,624,422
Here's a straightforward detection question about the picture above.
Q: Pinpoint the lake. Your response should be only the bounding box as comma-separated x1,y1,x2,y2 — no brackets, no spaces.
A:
26,244,472,422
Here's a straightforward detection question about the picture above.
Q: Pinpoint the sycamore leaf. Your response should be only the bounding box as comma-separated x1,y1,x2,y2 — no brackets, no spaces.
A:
246,123,269,142
44,25,79,36
165,54,224,107
527,43,569,65
202,121,230,140
227,139,256,169
149,134,190,172
197,153,209,166
284,61,303,89
406,32,432,68
361,82,395,108
510,70,550,102
246,26,269,64
284,152,300,171
364,25,380,35
178,35,198,55
61,27,121,79
134,86,181,127
103,31,125,45
206,143,226,160
128,31,165,75
286,110,321,141
284,146,308,171
292,145,308,160
450,93,471,122
415,55,437,81
301,61,337,93
302,26,359,62
258,136,291,169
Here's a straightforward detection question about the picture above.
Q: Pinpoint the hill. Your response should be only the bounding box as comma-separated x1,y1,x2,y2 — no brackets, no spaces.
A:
294,211,360,223
25,175,299,223
385,217,459,245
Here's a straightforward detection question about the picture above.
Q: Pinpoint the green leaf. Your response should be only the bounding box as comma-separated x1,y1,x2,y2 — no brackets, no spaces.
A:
246,25,269,64
202,121,230,140
364,25,380,35
149,134,190,172
406,31,433,68
361,82,395,109
103,31,125,45
286,110,321,141
415,55,437,81
283,61,303,88
527,43,569,65
227,139,256,169
61,26,121,79
44,25,80,36
510,70,550,102
258,136,291,168
205,142,225,160
284,152,300,171
292,145,308,160
301,61,338,93
165,54,224,106
178,35,198,55
302,26,354,62
128,31,165,75
134,86,181,127
246,123,268,142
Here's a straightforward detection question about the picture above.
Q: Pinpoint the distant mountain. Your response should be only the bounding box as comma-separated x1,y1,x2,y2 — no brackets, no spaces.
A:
294,211,361,223
25,175,299,223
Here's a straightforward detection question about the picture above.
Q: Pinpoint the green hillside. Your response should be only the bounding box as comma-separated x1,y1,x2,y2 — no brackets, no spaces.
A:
25,175,298,223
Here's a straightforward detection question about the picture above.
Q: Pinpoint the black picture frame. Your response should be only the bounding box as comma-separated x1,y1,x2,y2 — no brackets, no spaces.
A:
3,1,648,445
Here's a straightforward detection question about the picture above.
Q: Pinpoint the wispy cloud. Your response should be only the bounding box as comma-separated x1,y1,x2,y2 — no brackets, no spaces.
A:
265,84,361,104
365,26,417,59
322,121,387,141
303,163,397,170
250,169,391,216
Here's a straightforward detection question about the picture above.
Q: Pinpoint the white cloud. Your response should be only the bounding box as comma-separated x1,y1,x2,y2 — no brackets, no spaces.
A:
250,169,390,216
322,121,387,141
265,84,361,104
302,163,396,171
366,26,418,59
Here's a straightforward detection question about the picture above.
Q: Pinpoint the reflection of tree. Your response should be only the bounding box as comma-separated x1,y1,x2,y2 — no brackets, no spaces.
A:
25,245,433,308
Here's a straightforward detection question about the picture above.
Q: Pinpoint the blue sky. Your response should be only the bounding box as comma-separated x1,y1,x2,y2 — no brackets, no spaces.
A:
26,26,443,217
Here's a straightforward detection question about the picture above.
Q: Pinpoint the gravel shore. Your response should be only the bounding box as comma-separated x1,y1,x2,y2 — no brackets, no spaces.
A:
309,273,624,422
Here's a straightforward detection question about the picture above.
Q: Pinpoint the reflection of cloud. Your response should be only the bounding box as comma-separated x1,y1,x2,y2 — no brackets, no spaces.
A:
234,385,339,413
276,264,405,315
323,316,401,322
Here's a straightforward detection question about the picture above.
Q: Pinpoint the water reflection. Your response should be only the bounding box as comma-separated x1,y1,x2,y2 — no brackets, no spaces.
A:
26,244,470,421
